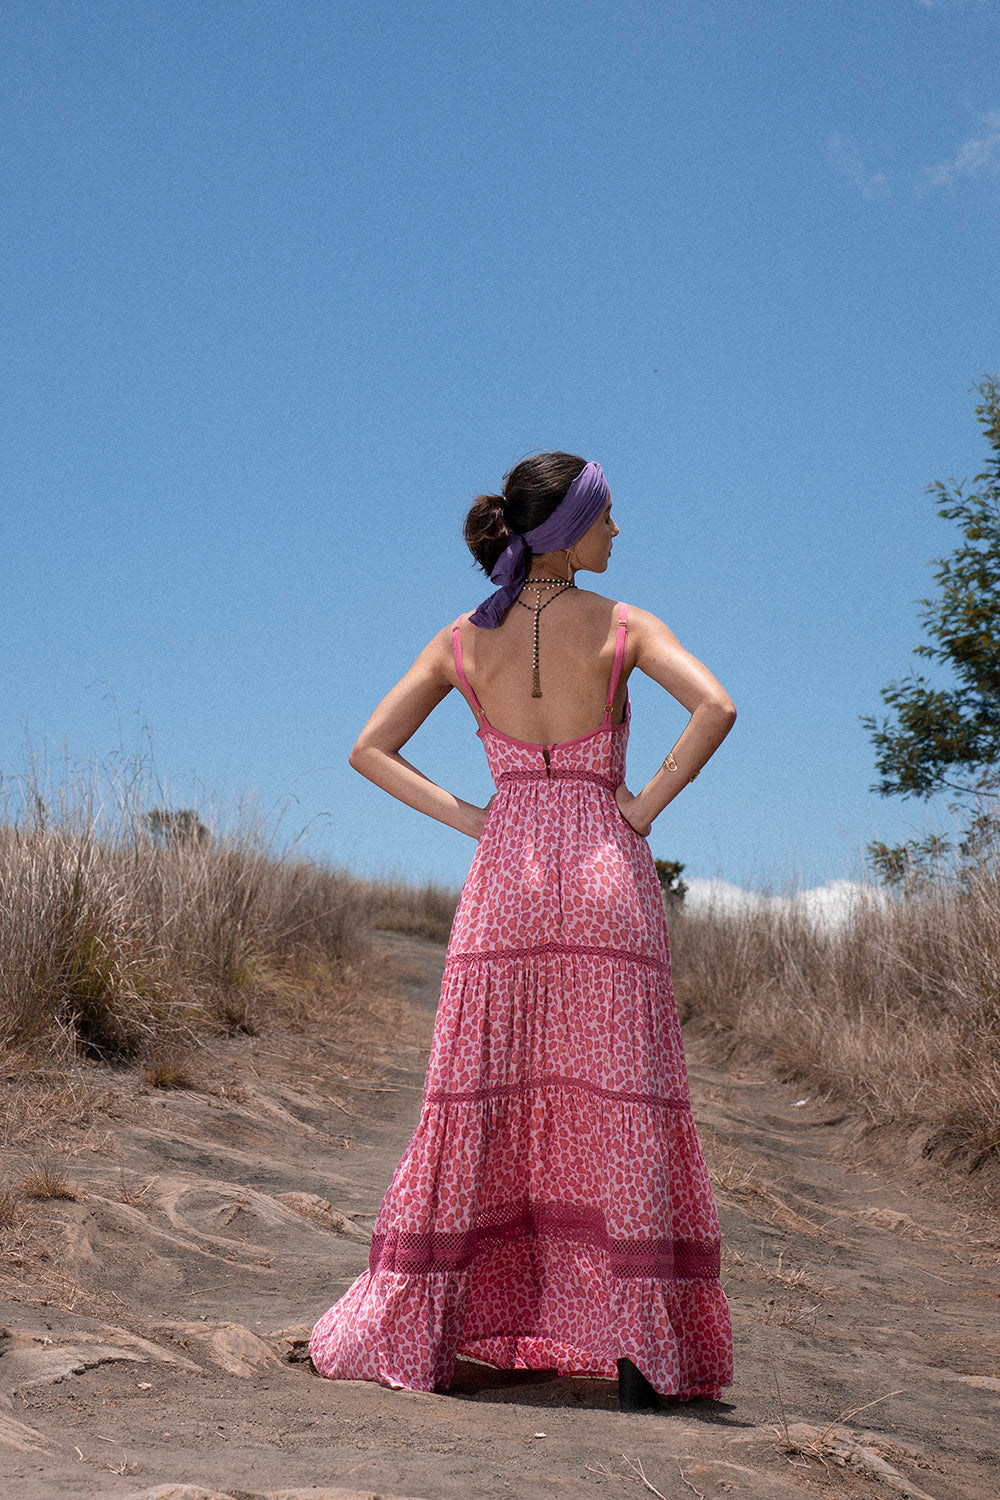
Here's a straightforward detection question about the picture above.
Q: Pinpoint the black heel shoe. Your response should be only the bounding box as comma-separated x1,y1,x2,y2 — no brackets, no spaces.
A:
617,1357,659,1411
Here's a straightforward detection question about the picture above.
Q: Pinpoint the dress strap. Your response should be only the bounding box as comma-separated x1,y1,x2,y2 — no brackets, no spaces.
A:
451,619,488,724
602,603,629,726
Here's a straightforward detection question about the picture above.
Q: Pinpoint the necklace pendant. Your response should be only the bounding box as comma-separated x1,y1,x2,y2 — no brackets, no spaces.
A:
518,576,574,700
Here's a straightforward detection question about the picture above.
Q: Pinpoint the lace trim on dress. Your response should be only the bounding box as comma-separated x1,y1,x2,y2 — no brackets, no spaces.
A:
494,768,619,792
369,1200,721,1281
447,942,669,974
424,1073,689,1109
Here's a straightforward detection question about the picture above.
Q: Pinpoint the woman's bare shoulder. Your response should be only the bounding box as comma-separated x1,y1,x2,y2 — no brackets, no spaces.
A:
573,591,668,624
566,587,626,622
619,601,679,637
572,586,618,606
396,621,462,687
612,604,686,674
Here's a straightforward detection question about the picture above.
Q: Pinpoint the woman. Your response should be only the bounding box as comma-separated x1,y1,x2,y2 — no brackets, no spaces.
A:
310,453,736,1410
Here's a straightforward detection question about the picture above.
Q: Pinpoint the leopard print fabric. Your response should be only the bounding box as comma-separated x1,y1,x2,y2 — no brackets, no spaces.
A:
310,606,733,1398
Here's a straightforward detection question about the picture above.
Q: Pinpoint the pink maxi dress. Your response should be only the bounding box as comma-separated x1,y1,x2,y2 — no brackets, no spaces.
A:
310,605,733,1398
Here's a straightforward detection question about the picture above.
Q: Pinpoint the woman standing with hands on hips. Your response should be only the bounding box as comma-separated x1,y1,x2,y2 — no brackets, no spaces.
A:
310,453,736,1410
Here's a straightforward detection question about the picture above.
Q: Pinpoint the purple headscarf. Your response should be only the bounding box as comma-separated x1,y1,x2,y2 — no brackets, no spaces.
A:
469,461,611,629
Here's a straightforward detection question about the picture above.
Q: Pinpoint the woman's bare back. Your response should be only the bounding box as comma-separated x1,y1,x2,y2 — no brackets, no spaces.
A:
455,588,627,745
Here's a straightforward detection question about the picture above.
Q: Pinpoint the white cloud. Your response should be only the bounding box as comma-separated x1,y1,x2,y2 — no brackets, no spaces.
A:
830,109,1000,199
684,877,888,931
917,110,1000,190
827,132,892,200
683,877,762,917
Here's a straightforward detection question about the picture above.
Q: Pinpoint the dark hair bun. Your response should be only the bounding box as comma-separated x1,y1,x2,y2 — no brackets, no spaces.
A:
464,493,511,575
463,452,587,577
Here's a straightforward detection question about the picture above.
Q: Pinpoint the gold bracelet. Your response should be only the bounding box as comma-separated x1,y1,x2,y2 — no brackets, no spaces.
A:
662,753,699,784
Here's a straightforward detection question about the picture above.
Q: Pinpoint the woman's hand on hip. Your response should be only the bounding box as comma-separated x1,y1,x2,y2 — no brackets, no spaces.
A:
468,795,495,840
615,784,651,837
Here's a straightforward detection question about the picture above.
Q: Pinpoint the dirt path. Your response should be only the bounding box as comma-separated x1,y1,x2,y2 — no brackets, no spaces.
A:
2,933,998,1500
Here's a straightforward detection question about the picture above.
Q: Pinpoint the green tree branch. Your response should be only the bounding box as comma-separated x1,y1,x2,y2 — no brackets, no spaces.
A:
862,375,1000,808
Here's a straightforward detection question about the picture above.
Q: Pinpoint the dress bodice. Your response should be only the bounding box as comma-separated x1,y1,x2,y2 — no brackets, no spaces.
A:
476,712,630,792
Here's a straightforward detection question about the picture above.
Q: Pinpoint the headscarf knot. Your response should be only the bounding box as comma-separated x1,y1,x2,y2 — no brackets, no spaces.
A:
469,461,610,628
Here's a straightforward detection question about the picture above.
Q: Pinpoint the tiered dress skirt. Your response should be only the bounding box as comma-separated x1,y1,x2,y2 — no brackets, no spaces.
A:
310,667,732,1398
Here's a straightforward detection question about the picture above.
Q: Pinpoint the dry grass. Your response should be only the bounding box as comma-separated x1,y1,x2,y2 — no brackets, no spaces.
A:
116,1164,155,1206
142,1051,197,1090
727,1245,834,1299
671,865,1000,1172
360,877,459,943
19,1160,76,1200
0,1182,26,1230
586,1455,675,1498
212,987,262,1036
0,747,454,1066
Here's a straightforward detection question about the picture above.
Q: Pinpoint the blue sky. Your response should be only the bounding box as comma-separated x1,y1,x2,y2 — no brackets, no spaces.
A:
1,0,998,891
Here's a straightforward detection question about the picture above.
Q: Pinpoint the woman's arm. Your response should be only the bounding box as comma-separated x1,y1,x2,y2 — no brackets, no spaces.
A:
614,606,737,837
349,627,491,840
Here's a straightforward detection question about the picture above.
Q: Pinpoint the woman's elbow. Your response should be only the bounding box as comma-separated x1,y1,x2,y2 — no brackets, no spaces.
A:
706,694,737,733
349,741,374,776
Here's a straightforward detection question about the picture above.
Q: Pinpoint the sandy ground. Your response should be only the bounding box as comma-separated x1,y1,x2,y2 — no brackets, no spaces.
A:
1,931,998,1500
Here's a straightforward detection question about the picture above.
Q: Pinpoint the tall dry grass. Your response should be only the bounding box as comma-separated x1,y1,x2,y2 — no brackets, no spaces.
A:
0,752,454,1063
358,877,459,944
670,869,1000,1169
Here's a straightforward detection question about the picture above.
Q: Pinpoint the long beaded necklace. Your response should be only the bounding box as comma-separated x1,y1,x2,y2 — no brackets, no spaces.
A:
515,576,576,697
